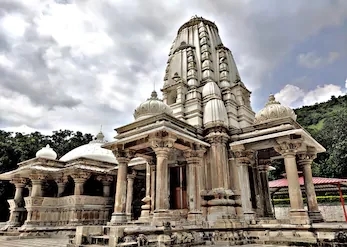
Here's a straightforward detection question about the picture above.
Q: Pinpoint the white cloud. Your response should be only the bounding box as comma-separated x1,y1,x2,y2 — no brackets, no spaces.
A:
276,82,347,108
297,51,341,69
303,84,344,106
0,13,29,38
274,85,305,107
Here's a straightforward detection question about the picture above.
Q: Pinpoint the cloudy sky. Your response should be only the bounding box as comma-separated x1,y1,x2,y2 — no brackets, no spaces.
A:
0,0,346,140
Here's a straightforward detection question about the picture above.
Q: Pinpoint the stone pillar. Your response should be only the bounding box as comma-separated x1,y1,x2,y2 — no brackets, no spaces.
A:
139,161,153,221
228,151,243,217
258,159,274,218
233,146,255,222
184,147,206,221
150,164,156,214
206,132,230,189
110,149,133,224
149,131,176,221
30,174,45,197
98,175,113,197
297,148,324,223
55,175,67,197
275,137,310,224
71,172,89,196
8,177,27,226
126,171,136,221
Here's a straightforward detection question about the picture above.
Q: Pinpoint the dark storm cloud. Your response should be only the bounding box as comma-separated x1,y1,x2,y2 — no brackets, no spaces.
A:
0,0,346,134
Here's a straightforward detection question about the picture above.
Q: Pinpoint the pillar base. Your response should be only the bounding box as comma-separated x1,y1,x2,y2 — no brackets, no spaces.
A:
152,210,170,223
187,210,203,222
308,210,324,223
289,209,310,225
109,213,128,225
244,211,256,224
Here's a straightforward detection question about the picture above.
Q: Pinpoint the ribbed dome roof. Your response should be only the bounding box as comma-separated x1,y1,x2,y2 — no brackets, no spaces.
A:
254,95,297,124
202,80,222,99
36,144,57,160
133,91,173,121
59,131,118,164
203,99,229,128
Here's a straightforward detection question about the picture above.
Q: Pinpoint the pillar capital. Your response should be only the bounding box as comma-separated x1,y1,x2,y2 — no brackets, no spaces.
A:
70,171,90,182
205,131,229,144
112,148,135,161
127,170,136,180
274,136,303,157
183,146,206,165
232,145,254,165
54,174,68,184
29,173,46,184
258,159,271,172
149,131,177,156
297,147,317,166
97,175,114,185
10,177,27,188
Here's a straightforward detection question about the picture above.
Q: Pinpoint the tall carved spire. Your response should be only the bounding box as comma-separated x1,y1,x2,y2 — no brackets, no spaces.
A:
161,16,255,128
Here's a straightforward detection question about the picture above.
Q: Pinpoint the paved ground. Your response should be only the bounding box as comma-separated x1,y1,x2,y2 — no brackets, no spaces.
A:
0,237,69,247
0,237,289,247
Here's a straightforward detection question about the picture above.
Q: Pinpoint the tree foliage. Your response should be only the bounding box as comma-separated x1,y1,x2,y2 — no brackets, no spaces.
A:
269,94,347,180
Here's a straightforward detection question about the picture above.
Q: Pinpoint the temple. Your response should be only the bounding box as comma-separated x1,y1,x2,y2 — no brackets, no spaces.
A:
1,16,346,246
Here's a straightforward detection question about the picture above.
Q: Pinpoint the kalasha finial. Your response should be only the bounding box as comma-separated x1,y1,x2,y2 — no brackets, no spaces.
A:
150,91,158,99
266,94,280,106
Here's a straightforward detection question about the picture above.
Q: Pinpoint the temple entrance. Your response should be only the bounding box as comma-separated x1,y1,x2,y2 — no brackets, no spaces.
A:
132,176,145,220
169,166,187,209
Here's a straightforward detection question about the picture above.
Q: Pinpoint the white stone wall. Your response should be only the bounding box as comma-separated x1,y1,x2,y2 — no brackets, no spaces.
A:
274,204,347,222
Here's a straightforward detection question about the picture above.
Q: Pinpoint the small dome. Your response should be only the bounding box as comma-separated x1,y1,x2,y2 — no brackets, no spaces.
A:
203,99,229,128
134,91,173,121
36,144,57,160
202,80,222,99
60,131,118,164
254,94,297,124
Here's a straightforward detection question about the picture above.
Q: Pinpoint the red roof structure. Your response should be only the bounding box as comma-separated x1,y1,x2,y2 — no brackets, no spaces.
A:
269,176,347,188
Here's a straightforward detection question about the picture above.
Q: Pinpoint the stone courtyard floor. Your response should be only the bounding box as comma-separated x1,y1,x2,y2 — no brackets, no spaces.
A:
0,236,289,247
0,237,69,247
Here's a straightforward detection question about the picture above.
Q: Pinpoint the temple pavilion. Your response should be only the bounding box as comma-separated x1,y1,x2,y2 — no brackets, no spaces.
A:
0,16,337,246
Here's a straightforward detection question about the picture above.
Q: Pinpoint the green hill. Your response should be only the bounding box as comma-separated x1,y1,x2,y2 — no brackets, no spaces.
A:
294,94,347,178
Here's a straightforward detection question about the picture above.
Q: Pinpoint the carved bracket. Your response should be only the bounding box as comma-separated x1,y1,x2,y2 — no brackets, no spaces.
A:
112,148,136,160
274,136,303,156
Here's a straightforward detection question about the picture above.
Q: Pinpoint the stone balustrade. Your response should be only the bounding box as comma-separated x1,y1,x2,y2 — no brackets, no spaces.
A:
22,195,113,228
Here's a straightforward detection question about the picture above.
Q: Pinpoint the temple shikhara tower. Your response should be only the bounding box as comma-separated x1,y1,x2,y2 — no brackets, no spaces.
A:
1,16,346,246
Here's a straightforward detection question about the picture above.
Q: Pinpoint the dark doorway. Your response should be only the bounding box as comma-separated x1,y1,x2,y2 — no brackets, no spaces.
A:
169,166,187,209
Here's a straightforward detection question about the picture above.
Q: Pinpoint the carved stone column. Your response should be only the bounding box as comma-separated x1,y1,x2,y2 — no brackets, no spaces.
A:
97,175,113,197
206,131,229,189
126,171,136,221
71,172,90,196
8,177,27,226
258,159,274,218
139,160,153,221
150,131,176,221
297,148,324,223
55,175,67,197
110,149,133,224
228,150,243,217
30,174,46,197
184,147,206,221
150,164,156,215
233,145,255,222
275,137,309,224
